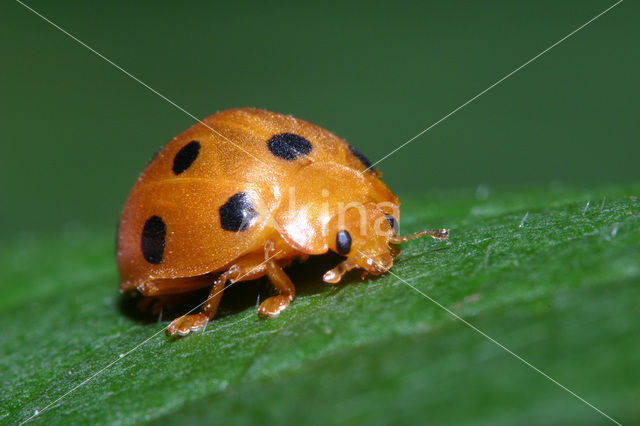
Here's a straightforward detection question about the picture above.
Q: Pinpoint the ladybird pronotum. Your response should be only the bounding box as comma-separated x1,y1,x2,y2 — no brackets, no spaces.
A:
116,108,448,337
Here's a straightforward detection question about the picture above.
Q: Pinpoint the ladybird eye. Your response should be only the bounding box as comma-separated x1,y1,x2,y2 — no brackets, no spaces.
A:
385,214,398,235
336,230,352,255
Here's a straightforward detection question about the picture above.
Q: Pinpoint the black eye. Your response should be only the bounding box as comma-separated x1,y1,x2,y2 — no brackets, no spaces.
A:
336,230,352,255
385,214,398,235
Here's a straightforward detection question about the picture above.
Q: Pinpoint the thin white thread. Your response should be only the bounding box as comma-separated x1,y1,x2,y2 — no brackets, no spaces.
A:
383,267,621,425
19,250,282,425
364,0,624,172
14,0,271,169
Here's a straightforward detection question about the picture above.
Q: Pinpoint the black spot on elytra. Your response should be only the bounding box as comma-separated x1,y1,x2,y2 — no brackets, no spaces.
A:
141,215,166,264
348,144,374,170
172,141,201,174
385,214,398,235
336,230,352,255
219,192,258,232
267,133,312,160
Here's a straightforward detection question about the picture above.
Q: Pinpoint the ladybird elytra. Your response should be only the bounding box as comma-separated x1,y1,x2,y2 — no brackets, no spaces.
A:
116,108,448,336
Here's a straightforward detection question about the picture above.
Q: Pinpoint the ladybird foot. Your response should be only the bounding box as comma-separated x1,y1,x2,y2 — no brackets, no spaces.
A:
166,313,209,337
258,295,292,317
322,258,358,284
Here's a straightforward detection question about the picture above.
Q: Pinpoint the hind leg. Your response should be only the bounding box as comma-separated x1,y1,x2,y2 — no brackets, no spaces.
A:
136,275,214,315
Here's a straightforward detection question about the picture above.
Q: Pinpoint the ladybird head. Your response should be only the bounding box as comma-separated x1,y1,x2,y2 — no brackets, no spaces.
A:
322,203,448,283
322,203,395,282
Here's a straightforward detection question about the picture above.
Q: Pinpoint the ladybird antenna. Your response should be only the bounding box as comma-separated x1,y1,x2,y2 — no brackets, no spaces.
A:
389,228,449,244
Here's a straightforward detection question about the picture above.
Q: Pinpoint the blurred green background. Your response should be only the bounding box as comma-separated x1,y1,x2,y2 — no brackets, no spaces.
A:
1,0,638,235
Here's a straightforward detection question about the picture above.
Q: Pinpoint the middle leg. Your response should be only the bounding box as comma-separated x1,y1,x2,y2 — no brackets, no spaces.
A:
258,261,296,317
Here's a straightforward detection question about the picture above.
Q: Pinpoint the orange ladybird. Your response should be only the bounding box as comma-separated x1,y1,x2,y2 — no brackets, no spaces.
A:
117,108,448,336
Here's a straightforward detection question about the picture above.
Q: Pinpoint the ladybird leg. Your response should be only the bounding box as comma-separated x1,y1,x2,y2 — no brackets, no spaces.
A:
322,258,359,284
258,261,295,317
137,275,214,297
322,254,393,284
166,257,269,337
136,275,213,318
166,275,226,337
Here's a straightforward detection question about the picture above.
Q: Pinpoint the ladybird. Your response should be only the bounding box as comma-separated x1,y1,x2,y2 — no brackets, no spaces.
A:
117,108,448,337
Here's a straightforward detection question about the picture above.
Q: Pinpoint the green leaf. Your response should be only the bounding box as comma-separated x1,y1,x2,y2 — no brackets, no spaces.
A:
1,184,639,425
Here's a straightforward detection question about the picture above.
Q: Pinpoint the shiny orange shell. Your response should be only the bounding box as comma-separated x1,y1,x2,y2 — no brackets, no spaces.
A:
116,108,399,292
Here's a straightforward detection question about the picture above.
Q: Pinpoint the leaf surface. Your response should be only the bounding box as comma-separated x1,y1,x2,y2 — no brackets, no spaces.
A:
1,184,639,425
